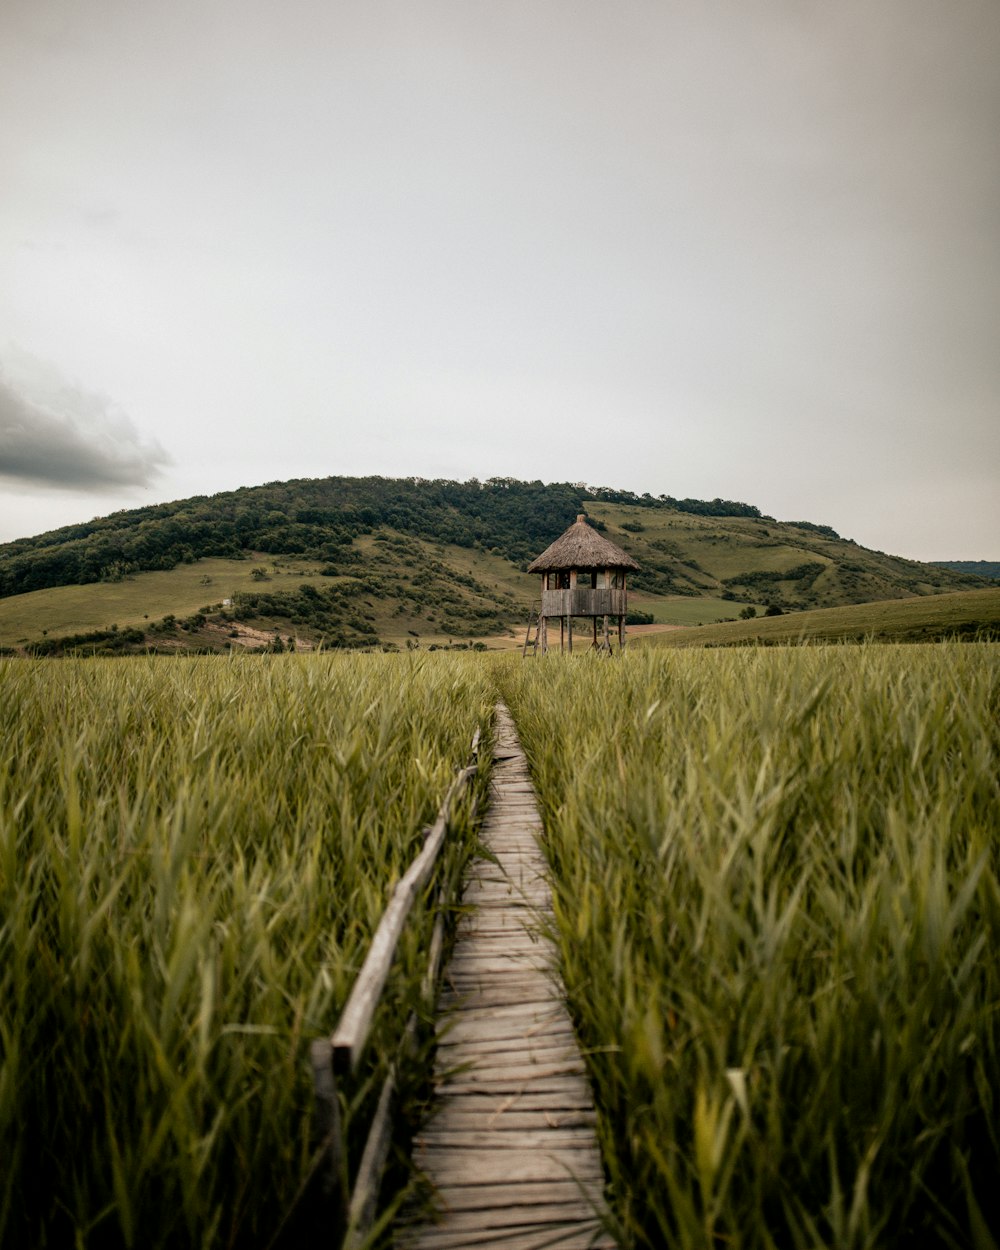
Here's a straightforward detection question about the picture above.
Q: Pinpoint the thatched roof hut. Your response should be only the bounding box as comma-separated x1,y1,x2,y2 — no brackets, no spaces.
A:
527,515,640,574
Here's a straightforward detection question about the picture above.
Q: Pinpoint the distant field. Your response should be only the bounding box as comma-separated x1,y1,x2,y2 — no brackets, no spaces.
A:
0,556,327,646
641,587,1000,647
0,537,543,652
628,592,759,625
0,541,698,652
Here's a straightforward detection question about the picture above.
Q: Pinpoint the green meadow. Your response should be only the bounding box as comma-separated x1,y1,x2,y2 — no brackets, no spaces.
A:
2,643,998,1248
642,587,1000,647
0,557,328,646
0,654,490,1249
498,645,1000,1249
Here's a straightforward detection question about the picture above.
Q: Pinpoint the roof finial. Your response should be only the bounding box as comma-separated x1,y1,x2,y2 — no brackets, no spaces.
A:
576,513,586,523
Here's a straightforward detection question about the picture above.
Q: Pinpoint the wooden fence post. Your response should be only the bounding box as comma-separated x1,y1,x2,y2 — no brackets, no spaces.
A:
309,1038,348,1245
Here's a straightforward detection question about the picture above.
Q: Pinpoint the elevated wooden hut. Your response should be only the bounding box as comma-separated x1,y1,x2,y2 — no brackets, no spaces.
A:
525,514,640,654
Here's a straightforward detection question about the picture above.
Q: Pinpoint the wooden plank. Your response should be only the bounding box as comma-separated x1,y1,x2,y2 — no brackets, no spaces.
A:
428,1178,606,1210
433,1076,595,1099
423,1109,597,1132
436,1058,587,1083
437,999,566,1019
445,942,550,961
413,1149,604,1186
442,998,563,1022
438,1035,580,1059
438,1002,565,1023
445,959,552,977
445,963,552,980
417,1129,600,1150
403,1200,605,1231
440,989,559,1007
447,945,549,961
421,1089,597,1112
399,1224,613,1250
442,968,554,983
454,922,546,937
446,952,551,968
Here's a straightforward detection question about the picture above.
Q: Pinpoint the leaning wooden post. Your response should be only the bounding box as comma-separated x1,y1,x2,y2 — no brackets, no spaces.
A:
309,1038,348,1244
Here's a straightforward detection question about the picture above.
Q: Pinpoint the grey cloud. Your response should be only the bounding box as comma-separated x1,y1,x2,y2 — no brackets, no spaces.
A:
0,369,170,490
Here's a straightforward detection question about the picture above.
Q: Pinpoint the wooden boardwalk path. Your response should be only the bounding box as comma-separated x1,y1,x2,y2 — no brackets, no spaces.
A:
397,703,614,1250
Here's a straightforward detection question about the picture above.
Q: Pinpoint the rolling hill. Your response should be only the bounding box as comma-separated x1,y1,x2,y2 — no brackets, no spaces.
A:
641,588,1000,648
0,476,991,654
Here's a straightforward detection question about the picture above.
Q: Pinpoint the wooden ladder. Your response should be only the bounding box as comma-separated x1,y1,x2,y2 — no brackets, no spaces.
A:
521,601,541,657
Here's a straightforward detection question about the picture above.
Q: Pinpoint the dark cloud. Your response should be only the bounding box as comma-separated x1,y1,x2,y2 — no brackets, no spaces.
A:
0,369,170,490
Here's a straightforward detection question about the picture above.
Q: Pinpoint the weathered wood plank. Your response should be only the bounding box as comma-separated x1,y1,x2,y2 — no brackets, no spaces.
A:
413,1149,604,1186
404,1200,605,1231
400,1224,613,1250
420,1089,598,1112
446,950,551,967
435,1076,594,1098
437,1044,583,1070
424,1119,598,1140
421,1179,606,1211
416,1129,600,1150
433,1058,587,1083
438,999,566,1020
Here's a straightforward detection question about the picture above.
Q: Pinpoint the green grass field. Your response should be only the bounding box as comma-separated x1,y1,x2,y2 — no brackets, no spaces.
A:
628,593,761,626
0,556,330,646
497,646,1000,1249
0,653,491,1249
0,540,538,653
642,587,1000,647
4,644,999,1248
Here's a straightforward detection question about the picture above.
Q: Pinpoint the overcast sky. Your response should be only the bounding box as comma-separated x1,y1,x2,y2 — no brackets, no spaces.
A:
1,0,997,560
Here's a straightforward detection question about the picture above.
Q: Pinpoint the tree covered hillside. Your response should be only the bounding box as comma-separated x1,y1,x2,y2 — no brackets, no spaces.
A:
0,477,988,656
0,476,766,598
932,560,1000,580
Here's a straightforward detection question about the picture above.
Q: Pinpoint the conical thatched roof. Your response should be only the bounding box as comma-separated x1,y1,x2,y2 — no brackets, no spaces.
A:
527,514,640,573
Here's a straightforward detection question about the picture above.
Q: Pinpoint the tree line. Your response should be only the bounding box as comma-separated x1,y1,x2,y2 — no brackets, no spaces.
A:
0,476,766,598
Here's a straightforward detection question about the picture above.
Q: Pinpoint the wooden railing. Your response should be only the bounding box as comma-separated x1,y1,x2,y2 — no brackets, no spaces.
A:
305,726,482,1249
541,587,626,618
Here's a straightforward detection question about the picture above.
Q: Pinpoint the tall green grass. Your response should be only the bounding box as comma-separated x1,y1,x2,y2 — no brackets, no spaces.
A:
498,645,1000,1249
0,653,491,1249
